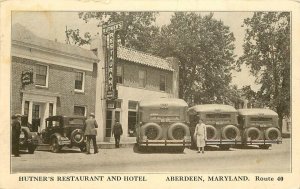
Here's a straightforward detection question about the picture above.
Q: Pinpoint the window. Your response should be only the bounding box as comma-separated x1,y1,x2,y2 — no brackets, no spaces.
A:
160,75,166,91
49,103,53,116
128,101,138,110
24,101,29,115
75,71,85,92
35,64,48,87
116,65,123,84
74,106,86,116
138,70,146,88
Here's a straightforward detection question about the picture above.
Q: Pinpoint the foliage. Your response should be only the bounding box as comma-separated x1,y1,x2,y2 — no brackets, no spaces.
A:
150,12,237,105
67,12,159,52
238,12,290,126
65,28,91,46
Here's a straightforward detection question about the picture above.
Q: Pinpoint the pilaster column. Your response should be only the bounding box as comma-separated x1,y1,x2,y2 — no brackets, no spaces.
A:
28,101,33,124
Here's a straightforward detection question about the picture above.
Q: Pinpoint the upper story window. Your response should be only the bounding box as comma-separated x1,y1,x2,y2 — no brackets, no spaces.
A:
75,71,85,92
116,65,123,84
35,64,48,87
160,75,166,91
138,70,146,88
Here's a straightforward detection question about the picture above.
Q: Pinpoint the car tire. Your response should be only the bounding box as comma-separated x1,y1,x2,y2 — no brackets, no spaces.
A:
70,129,84,144
50,137,62,153
79,145,86,152
244,127,262,140
140,123,163,140
205,125,218,140
222,125,240,140
27,144,36,154
167,123,190,140
264,127,281,140
259,144,271,149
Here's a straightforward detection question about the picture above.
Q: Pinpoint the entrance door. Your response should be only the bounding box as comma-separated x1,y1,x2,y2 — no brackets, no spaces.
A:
105,110,121,137
128,111,137,137
32,104,40,132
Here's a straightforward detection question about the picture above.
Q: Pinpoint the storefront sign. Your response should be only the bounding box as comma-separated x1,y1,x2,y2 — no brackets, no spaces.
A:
107,100,116,109
102,22,123,100
21,70,33,86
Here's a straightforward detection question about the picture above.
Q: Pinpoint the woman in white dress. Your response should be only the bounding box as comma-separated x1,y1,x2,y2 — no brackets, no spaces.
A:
194,118,207,153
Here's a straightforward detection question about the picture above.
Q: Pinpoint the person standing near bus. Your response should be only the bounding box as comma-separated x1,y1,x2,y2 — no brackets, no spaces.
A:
112,120,123,148
194,118,207,154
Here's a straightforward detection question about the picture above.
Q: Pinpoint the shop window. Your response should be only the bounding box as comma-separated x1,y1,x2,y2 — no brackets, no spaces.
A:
160,75,166,91
74,106,86,116
116,65,123,84
138,70,146,88
35,64,48,87
75,71,85,92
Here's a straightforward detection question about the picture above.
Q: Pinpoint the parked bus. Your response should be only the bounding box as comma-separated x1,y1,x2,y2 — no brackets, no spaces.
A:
188,104,241,150
136,98,191,152
238,108,282,149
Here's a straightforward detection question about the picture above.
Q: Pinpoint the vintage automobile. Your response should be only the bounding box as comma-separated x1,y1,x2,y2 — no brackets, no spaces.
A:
41,115,86,153
188,104,241,150
136,98,191,152
238,108,282,149
19,116,39,154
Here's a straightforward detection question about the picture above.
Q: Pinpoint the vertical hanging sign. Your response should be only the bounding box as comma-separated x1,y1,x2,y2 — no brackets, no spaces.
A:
102,22,123,101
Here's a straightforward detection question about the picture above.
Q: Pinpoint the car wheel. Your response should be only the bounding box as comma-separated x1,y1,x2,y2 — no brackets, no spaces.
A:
79,146,86,152
27,144,36,154
50,138,62,153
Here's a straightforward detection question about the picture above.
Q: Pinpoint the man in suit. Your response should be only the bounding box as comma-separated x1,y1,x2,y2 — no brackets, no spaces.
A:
112,120,123,148
12,114,22,157
83,113,98,154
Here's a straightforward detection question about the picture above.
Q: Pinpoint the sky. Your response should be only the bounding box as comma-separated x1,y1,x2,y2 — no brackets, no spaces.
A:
12,11,260,91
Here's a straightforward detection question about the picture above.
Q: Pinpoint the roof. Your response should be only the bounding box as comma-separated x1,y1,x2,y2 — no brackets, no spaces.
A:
238,109,278,116
139,98,188,108
12,24,98,62
188,104,237,114
117,46,174,71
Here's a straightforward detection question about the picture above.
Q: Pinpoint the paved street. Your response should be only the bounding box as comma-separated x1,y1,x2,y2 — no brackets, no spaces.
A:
11,139,291,173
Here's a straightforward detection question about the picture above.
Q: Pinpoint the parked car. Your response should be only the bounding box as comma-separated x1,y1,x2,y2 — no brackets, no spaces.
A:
41,115,86,153
19,116,39,154
238,108,282,149
188,104,241,150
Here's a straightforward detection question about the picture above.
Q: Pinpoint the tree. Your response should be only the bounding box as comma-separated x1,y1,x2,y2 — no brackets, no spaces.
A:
238,12,290,128
150,12,237,105
67,12,159,52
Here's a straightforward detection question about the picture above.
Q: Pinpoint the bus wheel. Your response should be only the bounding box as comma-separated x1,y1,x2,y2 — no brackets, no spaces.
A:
259,144,271,149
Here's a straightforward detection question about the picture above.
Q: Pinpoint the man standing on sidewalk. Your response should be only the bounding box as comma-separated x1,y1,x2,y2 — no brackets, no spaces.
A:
12,114,22,157
112,120,123,148
84,113,98,154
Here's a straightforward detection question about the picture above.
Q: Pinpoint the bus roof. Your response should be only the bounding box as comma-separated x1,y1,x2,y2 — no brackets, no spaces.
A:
139,98,188,108
188,104,237,114
238,108,278,116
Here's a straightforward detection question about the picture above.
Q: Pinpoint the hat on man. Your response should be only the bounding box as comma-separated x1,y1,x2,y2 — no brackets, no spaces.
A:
12,114,22,119
89,113,95,118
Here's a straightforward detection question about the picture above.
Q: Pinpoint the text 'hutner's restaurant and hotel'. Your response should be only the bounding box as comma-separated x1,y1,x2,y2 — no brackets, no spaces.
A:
11,22,179,142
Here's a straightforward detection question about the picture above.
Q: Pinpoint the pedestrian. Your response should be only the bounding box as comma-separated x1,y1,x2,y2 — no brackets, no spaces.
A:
83,113,98,154
194,118,207,154
112,120,123,148
12,114,22,157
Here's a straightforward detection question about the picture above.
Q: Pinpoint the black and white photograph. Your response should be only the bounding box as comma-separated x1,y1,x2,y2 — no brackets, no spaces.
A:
0,0,299,188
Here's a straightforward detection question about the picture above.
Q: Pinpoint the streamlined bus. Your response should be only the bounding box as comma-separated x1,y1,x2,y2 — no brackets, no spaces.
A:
136,98,191,152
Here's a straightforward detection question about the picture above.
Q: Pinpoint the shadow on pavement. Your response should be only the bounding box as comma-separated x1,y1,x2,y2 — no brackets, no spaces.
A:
132,144,187,154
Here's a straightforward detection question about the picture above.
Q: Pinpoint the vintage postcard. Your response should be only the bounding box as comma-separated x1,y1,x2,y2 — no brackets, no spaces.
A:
0,0,299,188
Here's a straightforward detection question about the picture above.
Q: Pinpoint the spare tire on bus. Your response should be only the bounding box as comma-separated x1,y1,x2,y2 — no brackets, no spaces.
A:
205,125,218,140
140,123,163,140
167,123,190,140
244,127,262,140
222,125,240,140
70,129,84,144
264,127,281,140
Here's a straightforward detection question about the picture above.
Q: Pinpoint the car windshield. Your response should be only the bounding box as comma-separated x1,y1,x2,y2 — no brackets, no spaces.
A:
68,118,84,125
250,117,273,122
206,113,231,119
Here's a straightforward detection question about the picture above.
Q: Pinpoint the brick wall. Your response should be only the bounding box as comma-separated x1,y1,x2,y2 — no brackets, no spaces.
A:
120,60,173,94
11,56,96,116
